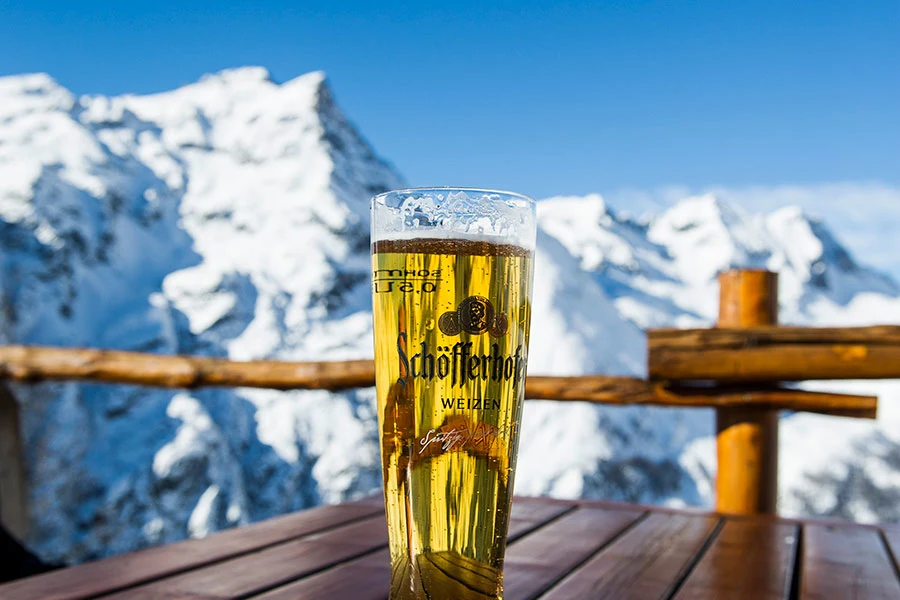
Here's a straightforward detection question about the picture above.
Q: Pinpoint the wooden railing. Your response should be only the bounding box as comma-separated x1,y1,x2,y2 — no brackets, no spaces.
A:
649,270,900,515
0,346,874,414
1,268,897,539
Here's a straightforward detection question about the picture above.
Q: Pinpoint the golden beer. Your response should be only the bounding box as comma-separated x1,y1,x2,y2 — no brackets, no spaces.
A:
372,237,533,599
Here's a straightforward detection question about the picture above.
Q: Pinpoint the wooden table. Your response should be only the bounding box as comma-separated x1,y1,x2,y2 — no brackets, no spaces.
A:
3,495,900,599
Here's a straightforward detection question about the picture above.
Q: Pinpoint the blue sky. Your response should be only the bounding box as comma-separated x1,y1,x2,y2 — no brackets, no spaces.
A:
1,0,898,200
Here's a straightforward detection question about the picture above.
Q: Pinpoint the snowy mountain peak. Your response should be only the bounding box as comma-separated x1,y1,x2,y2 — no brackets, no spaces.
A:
0,72,75,117
539,192,898,328
649,195,766,281
672,192,739,219
542,193,610,221
198,66,276,86
766,205,858,272
2,68,900,565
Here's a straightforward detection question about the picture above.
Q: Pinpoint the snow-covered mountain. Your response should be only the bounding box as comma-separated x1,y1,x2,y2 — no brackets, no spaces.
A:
2,68,899,564
537,194,900,520
1,67,403,563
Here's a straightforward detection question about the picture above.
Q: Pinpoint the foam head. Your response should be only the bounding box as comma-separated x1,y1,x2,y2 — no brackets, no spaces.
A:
371,187,536,251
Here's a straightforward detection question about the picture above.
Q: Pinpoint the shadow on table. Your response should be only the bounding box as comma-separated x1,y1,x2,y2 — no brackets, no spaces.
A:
0,525,63,584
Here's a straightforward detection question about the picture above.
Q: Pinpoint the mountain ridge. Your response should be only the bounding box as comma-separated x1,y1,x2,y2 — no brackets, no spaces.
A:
1,69,899,564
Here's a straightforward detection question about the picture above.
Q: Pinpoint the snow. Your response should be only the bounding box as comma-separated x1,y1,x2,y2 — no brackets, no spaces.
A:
542,190,900,521
2,68,900,564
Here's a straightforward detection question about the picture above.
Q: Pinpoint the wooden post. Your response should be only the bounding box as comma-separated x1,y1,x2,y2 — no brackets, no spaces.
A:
715,269,779,515
0,384,28,540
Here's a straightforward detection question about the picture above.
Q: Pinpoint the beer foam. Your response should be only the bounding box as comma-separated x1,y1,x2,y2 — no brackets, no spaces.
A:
373,237,532,257
371,188,536,250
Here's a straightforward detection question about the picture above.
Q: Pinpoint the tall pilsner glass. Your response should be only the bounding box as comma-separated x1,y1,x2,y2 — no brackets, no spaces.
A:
371,188,536,599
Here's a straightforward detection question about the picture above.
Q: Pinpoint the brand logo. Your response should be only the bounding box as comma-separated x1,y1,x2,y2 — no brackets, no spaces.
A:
439,296,508,337
398,337,526,388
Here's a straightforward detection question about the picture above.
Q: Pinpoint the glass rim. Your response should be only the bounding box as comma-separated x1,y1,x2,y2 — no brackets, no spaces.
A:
372,187,535,207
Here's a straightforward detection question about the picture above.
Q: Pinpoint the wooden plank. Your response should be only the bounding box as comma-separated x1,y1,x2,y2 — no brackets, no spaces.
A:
649,326,900,382
526,376,876,417
251,548,390,600
251,497,579,600
882,527,900,576
100,514,388,599
0,502,383,600
502,506,645,600
352,493,386,507
0,384,28,540
652,345,900,382
507,496,575,540
651,325,900,348
0,345,375,391
800,524,900,599
673,518,797,599
539,512,720,600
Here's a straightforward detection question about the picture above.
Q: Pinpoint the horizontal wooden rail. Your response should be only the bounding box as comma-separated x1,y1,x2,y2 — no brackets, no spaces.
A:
0,345,375,391
526,377,875,418
0,345,876,418
649,325,900,382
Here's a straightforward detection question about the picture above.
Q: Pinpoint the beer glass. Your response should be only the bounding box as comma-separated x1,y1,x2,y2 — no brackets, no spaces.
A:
371,188,536,599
